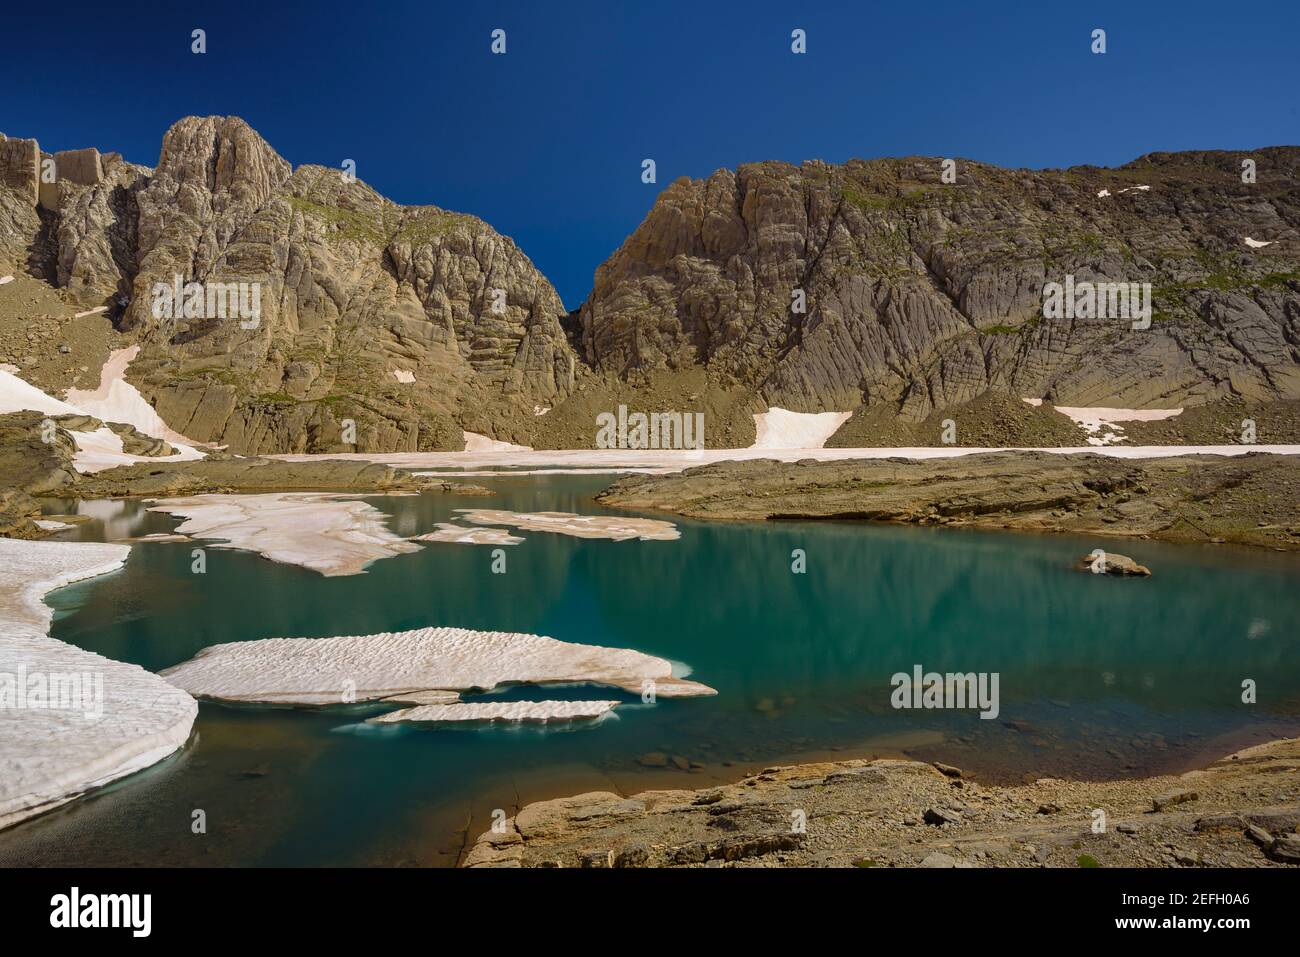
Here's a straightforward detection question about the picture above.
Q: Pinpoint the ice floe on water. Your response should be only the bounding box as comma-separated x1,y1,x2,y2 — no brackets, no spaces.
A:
115,532,192,544
752,407,853,449
33,519,74,531
379,689,461,705
409,523,524,545
368,699,621,725
456,508,679,541
147,492,420,576
0,539,197,831
160,625,717,706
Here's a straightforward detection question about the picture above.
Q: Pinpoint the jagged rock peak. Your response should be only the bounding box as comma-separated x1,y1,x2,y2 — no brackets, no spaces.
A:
154,115,292,207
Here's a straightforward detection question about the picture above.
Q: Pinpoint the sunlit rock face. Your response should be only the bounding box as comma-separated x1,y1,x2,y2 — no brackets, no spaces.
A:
3,117,1298,452
1,116,579,455
577,151,1300,426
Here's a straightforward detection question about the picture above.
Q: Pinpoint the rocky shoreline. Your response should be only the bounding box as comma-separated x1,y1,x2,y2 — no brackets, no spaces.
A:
464,737,1300,868
596,450,1300,551
0,409,490,538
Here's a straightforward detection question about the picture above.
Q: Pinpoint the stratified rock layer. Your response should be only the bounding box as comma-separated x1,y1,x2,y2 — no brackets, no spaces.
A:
463,738,1300,868
577,152,1300,434
3,118,1298,451
597,450,1300,550
2,117,578,454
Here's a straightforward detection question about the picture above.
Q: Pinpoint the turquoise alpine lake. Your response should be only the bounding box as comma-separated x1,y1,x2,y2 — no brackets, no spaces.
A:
2,475,1298,866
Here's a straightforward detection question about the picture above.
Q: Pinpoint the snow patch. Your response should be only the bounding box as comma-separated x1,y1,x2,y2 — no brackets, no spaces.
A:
463,431,532,452
1244,237,1273,249
0,358,204,473
391,369,415,384
65,346,202,448
0,368,85,418
752,407,852,449
1047,404,1184,447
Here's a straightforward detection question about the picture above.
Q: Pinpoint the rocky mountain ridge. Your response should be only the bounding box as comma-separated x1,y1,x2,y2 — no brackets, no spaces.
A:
3,117,576,452
2,118,1297,452
578,149,1300,430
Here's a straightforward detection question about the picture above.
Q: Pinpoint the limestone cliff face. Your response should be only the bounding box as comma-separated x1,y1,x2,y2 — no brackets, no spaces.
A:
2,117,1298,451
1,117,577,452
577,151,1300,421
127,117,577,452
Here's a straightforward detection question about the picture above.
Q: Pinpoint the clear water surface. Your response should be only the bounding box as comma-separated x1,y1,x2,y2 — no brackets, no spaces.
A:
2,475,1297,866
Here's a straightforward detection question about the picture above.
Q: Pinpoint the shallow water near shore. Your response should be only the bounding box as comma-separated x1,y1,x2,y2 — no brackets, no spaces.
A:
3,475,1299,866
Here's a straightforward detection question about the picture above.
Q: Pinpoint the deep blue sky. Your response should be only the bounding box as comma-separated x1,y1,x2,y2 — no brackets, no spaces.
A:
4,0,1297,307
